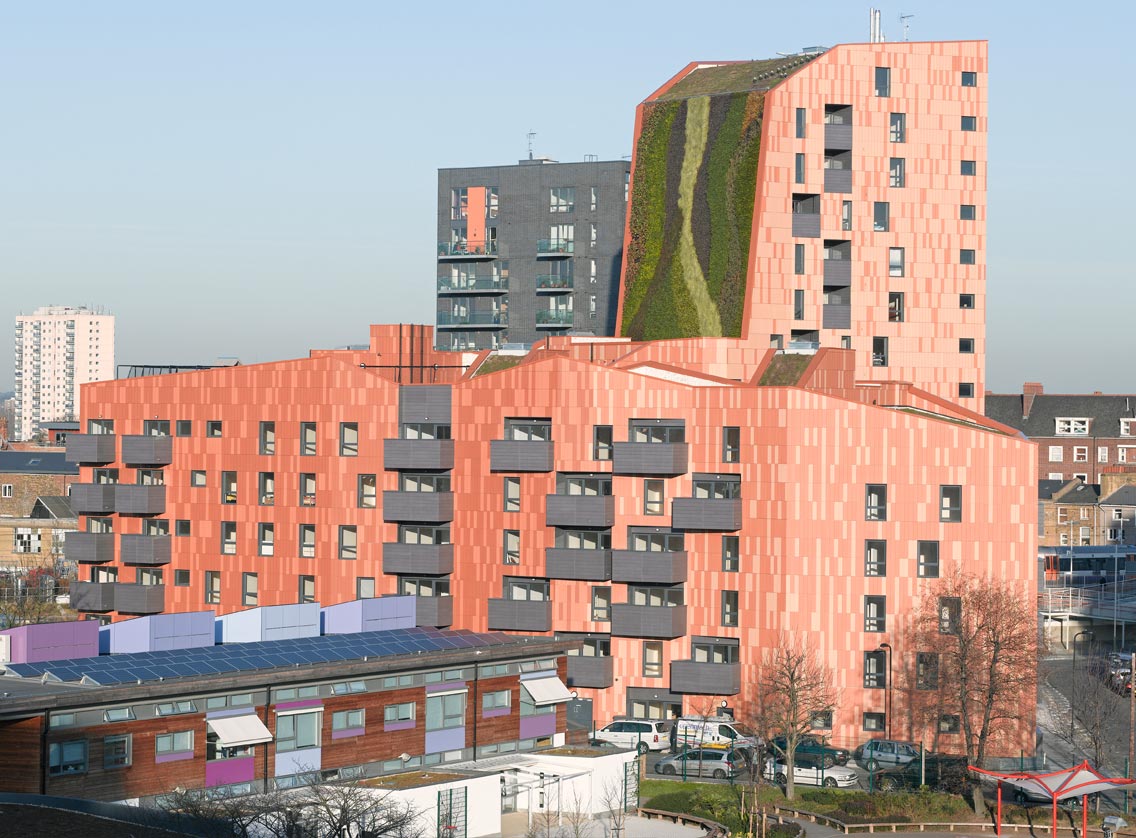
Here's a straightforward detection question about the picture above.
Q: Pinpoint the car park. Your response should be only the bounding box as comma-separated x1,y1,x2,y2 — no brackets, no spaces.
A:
764,754,859,789
655,747,749,779
593,719,672,753
768,734,850,767
854,739,920,770
870,754,969,794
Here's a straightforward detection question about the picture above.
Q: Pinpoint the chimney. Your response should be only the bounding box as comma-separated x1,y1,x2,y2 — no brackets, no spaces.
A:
1022,382,1043,419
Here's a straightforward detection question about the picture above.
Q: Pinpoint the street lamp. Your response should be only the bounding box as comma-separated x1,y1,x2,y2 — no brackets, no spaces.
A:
1071,630,1094,742
878,642,893,740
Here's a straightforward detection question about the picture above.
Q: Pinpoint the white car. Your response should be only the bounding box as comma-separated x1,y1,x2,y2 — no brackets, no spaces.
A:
593,719,672,753
764,756,859,789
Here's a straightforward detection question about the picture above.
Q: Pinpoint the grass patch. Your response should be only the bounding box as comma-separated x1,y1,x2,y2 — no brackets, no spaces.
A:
363,771,466,790
471,355,524,377
653,57,816,100
758,354,812,386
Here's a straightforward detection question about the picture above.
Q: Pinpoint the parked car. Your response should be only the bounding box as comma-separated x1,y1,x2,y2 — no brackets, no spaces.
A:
854,739,920,771
764,754,859,789
672,716,762,752
870,754,969,794
655,747,749,779
593,719,672,753
768,734,850,767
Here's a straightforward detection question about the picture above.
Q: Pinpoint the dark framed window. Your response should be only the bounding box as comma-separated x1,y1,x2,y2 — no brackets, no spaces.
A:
864,650,887,688
795,107,806,138
593,425,613,461
643,641,663,678
339,422,359,456
175,420,192,437
793,289,805,321
874,66,891,96
644,480,664,515
961,115,976,131
794,243,806,275
721,590,739,627
959,338,975,354
865,539,886,576
175,519,191,537
874,201,889,232
356,577,375,599
916,652,939,690
722,536,739,572
888,292,904,323
959,382,975,399
865,484,887,521
940,486,962,522
810,711,833,730
722,427,740,463
961,71,977,87
889,157,905,187
591,586,611,622
338,525,357,560
918,540,940,577
960,294,975,309
795,153,805,184
961,160,977,176
889,112,905,142
960,249,976,265
939,714,961,734
939,596,961,635
504,477,521,512
863,713,885,732
960,204,976,221
206,421,223,438
864,595,886,632
103,734,132,768
174,569,190,586
503,530,520,565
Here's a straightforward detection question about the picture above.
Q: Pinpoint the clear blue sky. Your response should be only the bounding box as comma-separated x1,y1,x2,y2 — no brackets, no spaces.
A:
1,1,1132,394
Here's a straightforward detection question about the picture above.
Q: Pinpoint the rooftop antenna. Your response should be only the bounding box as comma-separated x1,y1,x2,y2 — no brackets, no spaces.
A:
526,129,536,161
900,13,914,41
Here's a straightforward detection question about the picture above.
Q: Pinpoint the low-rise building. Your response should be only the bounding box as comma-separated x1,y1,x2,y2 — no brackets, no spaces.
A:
0,451,79,518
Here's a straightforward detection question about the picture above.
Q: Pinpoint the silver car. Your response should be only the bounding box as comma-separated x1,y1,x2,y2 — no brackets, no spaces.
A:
654,747,748,779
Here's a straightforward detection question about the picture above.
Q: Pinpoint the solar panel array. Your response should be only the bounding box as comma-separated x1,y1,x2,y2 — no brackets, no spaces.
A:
3,627,523,687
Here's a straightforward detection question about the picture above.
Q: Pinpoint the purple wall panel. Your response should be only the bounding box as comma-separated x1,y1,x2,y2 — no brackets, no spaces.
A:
2,620,100,664
520,714,556,739
206,756,255,787
425,727,465,754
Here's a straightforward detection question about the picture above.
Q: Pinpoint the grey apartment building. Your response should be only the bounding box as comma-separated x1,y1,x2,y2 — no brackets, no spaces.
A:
436,158,630,350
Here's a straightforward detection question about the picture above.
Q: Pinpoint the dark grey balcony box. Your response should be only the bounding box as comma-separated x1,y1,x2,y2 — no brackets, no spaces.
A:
383,543,454,576
545,495,615,528
70,484,117,514
671,660,741,695
70,581,116,612
611,550,687,585
115,583,165,615
382,491,454,523
115,485,167,515
824,122,854,151
823,259,852,287
672,498,742,532
120,534,172,566
791,213,821,238
65,434,116,464
488,599,552,632
121,435,173,466
545,548,612,581
611,604,687,639
567,655,614,689
490,440,554,472
66,532,115,564
414,596,453,628
824,168,853,194
612,442,689,476
822,304,852,330
383,439,454,471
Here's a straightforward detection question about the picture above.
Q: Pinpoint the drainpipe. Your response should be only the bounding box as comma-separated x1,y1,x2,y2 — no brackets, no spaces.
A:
263,686,271,792
472,662,480,761
40,711,49,796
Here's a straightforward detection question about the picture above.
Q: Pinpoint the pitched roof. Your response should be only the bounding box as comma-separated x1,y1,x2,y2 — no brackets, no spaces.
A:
985,394,1136,438
1038,480,1066,500
0,451,77,475
1101,485,1136,507
1054,482,1100,505
31,496,75,519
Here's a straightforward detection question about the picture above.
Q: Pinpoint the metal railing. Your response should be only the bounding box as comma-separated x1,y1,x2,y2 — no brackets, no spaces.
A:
436,275,507,293
537,239,574,255
437,240,498,257
535,275,574,291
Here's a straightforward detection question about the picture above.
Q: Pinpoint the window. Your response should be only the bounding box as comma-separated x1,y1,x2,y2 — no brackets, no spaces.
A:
1,484,12,499
259,472,275,506
643,641,663,677
332,709,365,733
722,426,740,463
503,530,520,565
959,383,975,399
692,475,740,499
961,70,977,87
357,577,375,599
644,480,664,515
1049,446,1063,463
916,652,940,689
874,66,890,96
590,186,598,211
864,595,886,632
504,477,521,512
889,158,905,187
865,540,886,577
206,420,223,438
339,422,359,456
258,523,274,556
918,541,940,578
505,418,552,442
961,115,977,131
591,586,611,622
889,112,905,142
794,243,805,275
300,422,317,455
220,521,236,555
939,714,961,734
48,740,87,775
794,153,805,184
1115,508,1126,522
175,420,192,437
299,524,316,558
592,425,613,461
961,160,977,176
1073,447,1088,463
1056,418,1089,436
358,474,376,508
259,421,275,455
174,569,190,587
873,202,889,232
959,338,975,354
888,292,904,323
721,590,739,627
242,572,258,607
221,471,237,504
873,335,889,364
1122,419,1135,437
865,484,887,521
793,289,805,321
590,223,598,246
960,294,975,309
103,734,131,768
503,577,548,601
842,200,852,231
863,713,885,732
426,692,466,731
300,473,316,506
888,247,904,277
298,574,316,603
550,187,575,213
864,650,886,688
940,486,962,522
960,249,976,265
451,187,468,220
810,711,833,731
483,690,511,713
143,419,170,436
960,204,976,221
277,711,321,752
384,702,415,726
156,731,194,757
339,525,357,560
191,470,206,488
795,107,806,138
721,536,740,572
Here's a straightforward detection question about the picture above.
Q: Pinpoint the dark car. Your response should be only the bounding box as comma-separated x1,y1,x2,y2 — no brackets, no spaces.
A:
768,734,850,768
871,754,969,794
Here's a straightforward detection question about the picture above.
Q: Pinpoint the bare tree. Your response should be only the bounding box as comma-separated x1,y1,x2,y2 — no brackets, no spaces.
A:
1076,645,1124,769
750,634,839,801
600,776,630,838
148,784,275,838
560,786,595,838
287,781,422,838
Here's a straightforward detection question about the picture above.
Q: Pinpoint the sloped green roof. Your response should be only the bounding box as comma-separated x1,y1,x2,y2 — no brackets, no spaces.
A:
652,54,821,101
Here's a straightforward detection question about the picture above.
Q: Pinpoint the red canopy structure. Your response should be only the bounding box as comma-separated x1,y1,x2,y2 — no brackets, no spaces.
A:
971,761,1136,838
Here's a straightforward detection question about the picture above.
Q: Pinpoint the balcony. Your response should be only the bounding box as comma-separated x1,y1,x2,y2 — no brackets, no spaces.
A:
120,534,172,566
545,548,612,581
437,275,507,295
413,595,453,628
791,213,821,238
382,491,454,523
115,583,165,615
383,439,454,471
65,434,116,464
611,550,687,585
69,484,117,514
437,240,498,260
822,304,851,330
487,599,552,632
545,495,615,528
611,604,687,639
670,660,741,695
121,435,173,466
436,311,507,329
70,581,116,613
490,440,554,472
115,485,167,515
65,532,114,564
824,122,854,151
535,275,574,293
823,259,851,286
535,311,573,328
612,442,688,476
823,168,853,194
567,655,614,689
382,543,454,576
672,498,742,531
536,239,574,258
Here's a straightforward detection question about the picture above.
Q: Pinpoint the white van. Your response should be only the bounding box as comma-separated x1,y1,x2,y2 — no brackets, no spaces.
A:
673,716,761,752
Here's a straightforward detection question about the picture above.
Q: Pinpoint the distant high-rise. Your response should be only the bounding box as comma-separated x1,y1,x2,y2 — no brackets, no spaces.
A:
13,306,114,441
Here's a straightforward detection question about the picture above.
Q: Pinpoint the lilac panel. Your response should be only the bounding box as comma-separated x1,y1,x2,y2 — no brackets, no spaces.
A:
107,615,153,654
19,620,100,664
384,720,416,732
425,682,465,694
276,700,323,711
275,747,320,777
2,626,28,662
321,599,364,635
520,714,556,739
425,727,465,754
156,750,195,764
331,727,365,740
482,708,511,719
206,756,255,787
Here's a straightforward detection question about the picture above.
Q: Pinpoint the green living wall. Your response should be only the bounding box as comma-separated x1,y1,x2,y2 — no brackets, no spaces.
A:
621,90,765,340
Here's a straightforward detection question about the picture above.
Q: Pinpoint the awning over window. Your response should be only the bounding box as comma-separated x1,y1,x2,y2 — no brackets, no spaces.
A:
521,675,573,706
206,714,274,748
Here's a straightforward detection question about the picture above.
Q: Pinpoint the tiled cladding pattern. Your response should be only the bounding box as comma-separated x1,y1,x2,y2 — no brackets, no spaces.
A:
740,42,988,409
75,331,1035,752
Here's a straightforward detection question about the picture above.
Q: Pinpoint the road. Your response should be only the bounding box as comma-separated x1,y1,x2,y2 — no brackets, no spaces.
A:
1043,655,1135,777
